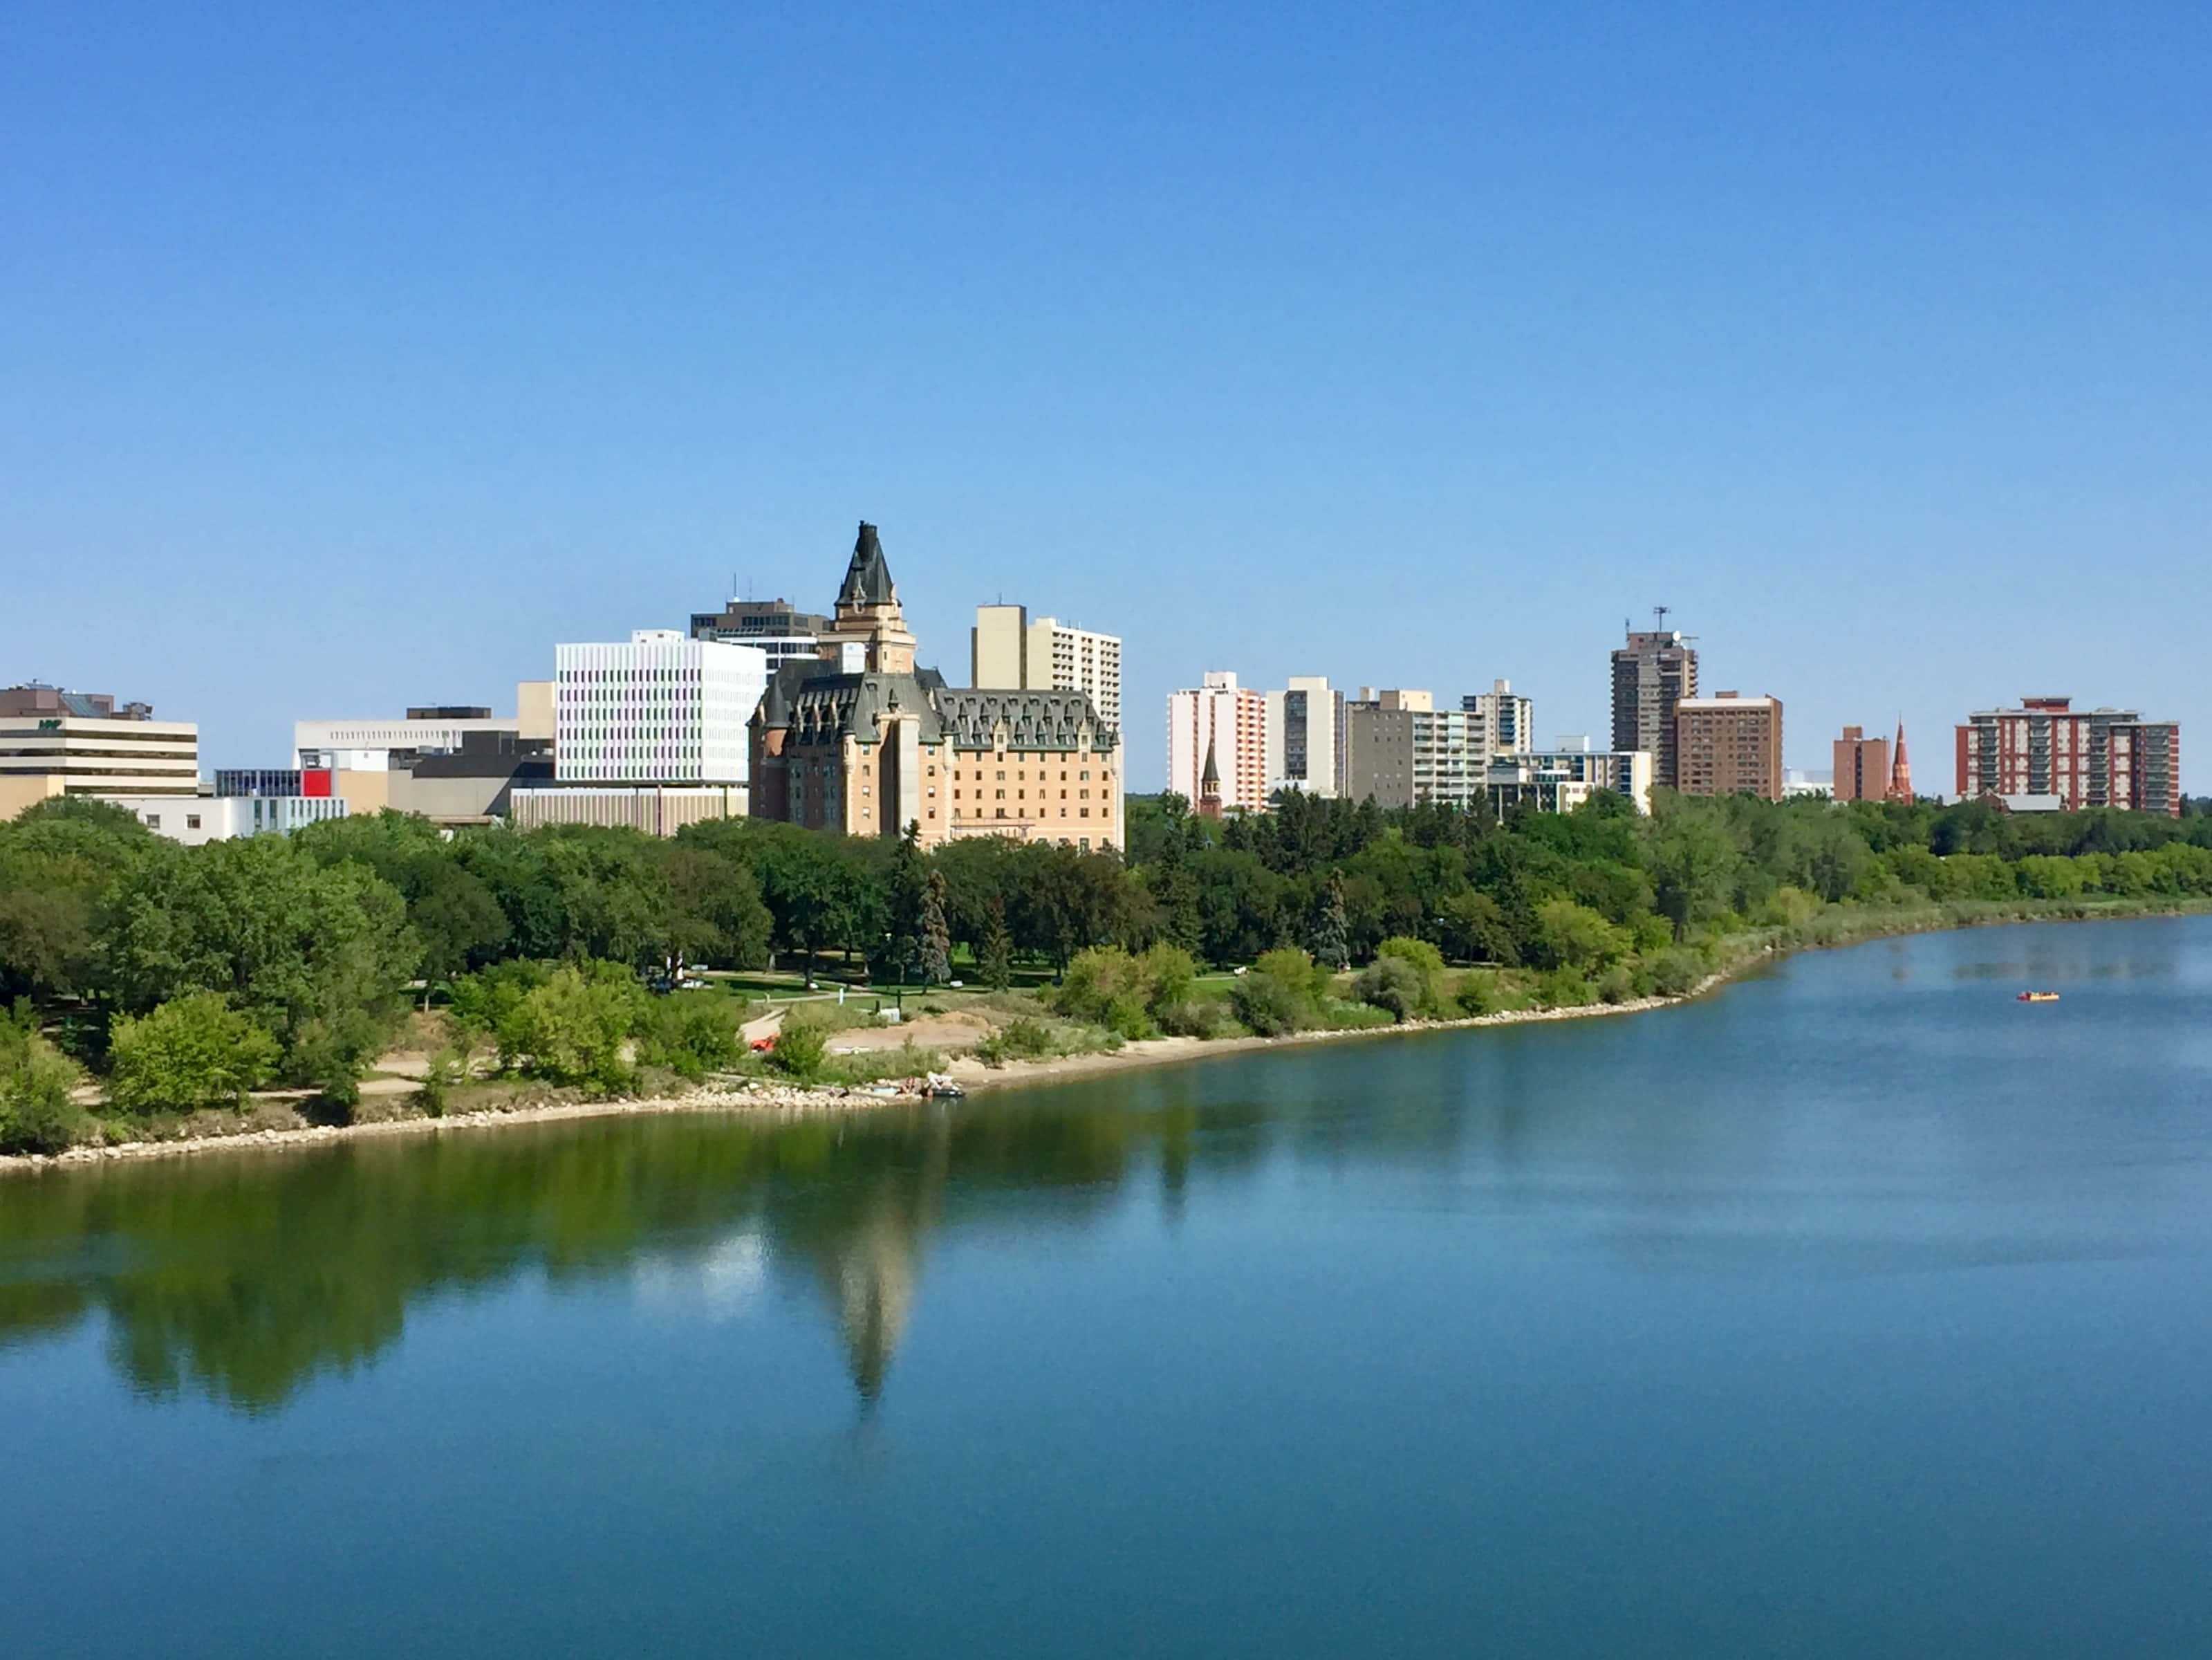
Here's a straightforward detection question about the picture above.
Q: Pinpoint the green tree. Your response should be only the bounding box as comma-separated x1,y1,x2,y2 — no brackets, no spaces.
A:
1308,874,1351,971
978,896,1014,990
107,993,280,1113
0,1010,87,1152
919,870,953,985
501,963,641,1090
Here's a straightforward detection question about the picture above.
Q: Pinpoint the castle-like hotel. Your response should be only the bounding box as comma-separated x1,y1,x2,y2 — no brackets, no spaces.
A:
750,524,1124,851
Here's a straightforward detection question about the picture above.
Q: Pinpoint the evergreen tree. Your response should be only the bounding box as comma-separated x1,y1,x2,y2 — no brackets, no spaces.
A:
920,870,952,985
882,822,927,984
1309,873,1351,970
979,895,1014,990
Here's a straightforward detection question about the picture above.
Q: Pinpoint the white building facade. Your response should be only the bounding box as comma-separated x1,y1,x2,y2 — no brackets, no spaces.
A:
555,631,768,788
1486,748,1655,816
100,793,348,847
1263,676,1344,797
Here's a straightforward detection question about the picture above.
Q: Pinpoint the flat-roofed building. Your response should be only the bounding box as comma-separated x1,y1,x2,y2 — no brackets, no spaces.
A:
555,629,768,795
101,793,348,847
690,597,834,670
1463,679,1534,758
1487,748,1654,816
972,604,1122,732
1955,696,2181,816
1167,672,1267,813
0,683,199,818
1263,676,1344,797
1832,725,1891,802
1675,692,1784,801
1612,627,1698,788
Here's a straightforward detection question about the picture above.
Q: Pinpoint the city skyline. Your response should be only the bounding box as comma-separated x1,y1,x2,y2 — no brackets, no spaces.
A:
6,7,2210,791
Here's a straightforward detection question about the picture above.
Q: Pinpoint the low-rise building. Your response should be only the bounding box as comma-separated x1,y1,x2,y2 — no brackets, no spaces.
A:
0,683,199,818
100,793,348,847
1486,748,1654,815
690,597,835,670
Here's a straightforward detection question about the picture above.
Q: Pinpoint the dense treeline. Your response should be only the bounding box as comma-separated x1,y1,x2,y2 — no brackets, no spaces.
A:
3,788,2209,1151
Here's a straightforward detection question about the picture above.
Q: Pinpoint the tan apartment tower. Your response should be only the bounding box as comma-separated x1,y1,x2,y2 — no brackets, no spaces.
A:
1832,726,1891,802
1611,626,1698,788
1675,692,1783,801
972,604,1122,731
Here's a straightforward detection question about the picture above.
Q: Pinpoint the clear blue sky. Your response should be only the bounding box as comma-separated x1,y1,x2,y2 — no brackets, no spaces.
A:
6,1,2207,791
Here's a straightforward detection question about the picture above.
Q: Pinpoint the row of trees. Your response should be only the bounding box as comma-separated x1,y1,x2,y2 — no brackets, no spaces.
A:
3,788,2209,1150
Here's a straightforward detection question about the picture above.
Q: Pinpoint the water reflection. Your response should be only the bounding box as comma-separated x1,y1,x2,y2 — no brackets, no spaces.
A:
0,1097,1258,1414
5,915,2209,1418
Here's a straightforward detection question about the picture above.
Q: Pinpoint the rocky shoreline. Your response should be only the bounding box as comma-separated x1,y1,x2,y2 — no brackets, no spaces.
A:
0,966,1746,1175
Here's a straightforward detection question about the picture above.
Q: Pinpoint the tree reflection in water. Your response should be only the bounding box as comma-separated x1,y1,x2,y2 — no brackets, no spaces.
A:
0,1091,1269,1414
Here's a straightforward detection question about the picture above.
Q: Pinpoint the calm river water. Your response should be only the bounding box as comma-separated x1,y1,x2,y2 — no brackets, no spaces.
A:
7,916,2212,1657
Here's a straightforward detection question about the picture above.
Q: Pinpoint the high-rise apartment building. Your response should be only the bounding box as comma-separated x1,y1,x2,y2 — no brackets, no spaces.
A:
1462,679,1534,757
1955,697,2181,816
1675,692,1784,800
0,683,199,818
554,630,769,789
1167,672,1267,813
1342,688,1502,811
1832,725,1892,802
1263,676,1344,797
1611,628,1698,787
972,605,1122,732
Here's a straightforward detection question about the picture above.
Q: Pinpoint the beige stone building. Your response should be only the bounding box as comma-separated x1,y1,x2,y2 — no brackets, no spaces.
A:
752,524,1122,851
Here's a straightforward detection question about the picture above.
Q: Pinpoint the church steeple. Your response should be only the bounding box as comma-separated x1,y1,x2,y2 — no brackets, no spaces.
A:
1198,735,1223,820
1890,720,1913,803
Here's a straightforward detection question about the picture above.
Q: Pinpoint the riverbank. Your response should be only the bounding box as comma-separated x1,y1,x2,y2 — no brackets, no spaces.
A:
7,894,2206,1175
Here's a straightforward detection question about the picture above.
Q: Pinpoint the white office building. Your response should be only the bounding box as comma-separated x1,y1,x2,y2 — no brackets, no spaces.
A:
1486,748,1655,816
555,630,768,788
972,605,1122,732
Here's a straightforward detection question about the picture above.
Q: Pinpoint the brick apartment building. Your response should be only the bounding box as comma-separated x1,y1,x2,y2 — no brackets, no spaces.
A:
1955,697,2182,816
1674,692,1783,801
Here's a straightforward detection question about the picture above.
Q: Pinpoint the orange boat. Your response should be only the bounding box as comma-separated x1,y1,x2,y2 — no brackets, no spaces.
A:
2016,990,2060,1003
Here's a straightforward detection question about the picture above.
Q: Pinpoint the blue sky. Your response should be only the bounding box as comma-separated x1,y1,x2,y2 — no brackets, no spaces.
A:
5,1,2208,789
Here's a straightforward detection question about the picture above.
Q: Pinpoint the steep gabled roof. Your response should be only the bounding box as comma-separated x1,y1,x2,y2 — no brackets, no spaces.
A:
837,521,896,608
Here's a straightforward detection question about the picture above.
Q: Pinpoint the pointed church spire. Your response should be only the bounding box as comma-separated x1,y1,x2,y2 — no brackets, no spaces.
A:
1198,735,1223,820
1890,719,1912,803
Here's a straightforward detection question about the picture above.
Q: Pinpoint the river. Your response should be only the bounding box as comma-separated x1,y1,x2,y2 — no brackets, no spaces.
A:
6,916,2212,1657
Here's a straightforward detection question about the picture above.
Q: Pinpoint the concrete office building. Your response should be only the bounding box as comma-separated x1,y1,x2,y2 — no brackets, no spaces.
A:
1956,697,2181,816
1263,676,1344,797
1832,726,1892,803
972,605,1122,732
1611,627,1698,788
1462,679,1534,758
0,683,199,818
1486,748,1655,816
690,597,835,670
1675,692,1784,801
1167,672,1267,814
753,524,1122,851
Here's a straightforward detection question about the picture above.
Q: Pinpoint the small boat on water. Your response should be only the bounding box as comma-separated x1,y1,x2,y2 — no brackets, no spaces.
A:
2017,990,2061,1003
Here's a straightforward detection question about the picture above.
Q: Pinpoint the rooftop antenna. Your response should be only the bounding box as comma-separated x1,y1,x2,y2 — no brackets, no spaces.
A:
1653,604,1671,631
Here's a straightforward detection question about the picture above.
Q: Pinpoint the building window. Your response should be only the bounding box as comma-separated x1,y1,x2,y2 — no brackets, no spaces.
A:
1081,807,1090,817
187,814,201,829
